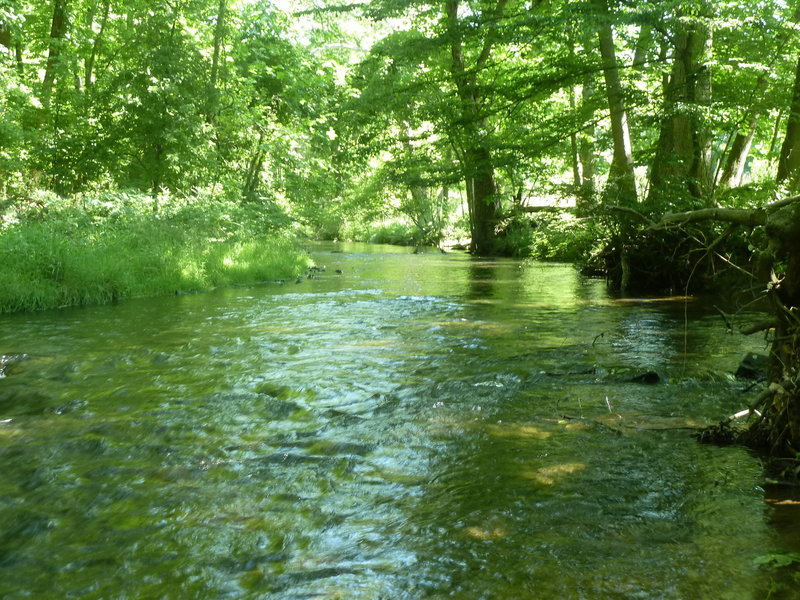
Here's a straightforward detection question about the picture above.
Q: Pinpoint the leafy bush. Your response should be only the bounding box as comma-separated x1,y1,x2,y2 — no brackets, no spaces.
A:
528,214,597,261
494,216,537,258
367,221,417,245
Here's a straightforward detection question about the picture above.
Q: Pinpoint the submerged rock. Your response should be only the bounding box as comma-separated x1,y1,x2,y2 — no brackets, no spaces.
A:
628,371,661,384
735,353,768,380
0,354,30,378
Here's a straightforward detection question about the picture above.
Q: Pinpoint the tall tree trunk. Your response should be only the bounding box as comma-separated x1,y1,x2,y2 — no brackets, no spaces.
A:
688,28,713,199
595,0,636,206
569,86,581,188
444,0,504,255
578,75,597,210
84,0,110,93
632,23,652,70
595,0,637,293
718,5,799,191
206,0,227,121
777,56,800,190
648,10,713,205
243,131,266,201
14,40,23,75
0,20,22,74
41,0,70,107
718,120,756,188
0,20,10,51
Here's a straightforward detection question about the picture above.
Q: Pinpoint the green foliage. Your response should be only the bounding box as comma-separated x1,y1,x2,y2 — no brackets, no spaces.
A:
365,220,418,245
528,214,599,262
754,552,800,569
493,215,537,258
0,191,309,313
2,0,799,285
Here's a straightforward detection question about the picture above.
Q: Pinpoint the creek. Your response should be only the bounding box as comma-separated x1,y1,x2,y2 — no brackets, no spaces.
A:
1,242,798,599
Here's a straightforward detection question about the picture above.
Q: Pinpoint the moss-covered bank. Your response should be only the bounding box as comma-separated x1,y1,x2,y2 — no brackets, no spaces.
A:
0,192,310,313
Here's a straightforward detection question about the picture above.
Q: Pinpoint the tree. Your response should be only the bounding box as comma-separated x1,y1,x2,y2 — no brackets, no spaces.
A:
647,2,714,206
40,0,69,107
593,0,636,207
443,0,506,254
777,55,800,191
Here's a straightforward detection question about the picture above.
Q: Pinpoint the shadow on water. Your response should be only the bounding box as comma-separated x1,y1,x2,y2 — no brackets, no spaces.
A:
0,242,797,598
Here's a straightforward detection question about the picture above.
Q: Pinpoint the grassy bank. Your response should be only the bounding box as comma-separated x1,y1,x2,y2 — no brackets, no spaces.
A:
0,191,311,313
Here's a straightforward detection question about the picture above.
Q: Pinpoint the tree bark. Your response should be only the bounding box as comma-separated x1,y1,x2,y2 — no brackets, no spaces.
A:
718,120,756,188
444,0,504,255
688,27,713,199
648,9,713,204
632,23,651,70
595,0,636,206
41,0,70,107
777,55,800,191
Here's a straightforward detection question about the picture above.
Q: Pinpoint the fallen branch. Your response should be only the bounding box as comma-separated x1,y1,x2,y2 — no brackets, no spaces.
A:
740,318,779,335
652,207,766,229
650,194,800,230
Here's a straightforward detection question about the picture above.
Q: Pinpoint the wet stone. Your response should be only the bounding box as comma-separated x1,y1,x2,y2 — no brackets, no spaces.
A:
735,353,768,380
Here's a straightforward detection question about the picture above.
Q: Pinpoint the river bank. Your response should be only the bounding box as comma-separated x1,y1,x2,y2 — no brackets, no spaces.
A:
0,191,310,314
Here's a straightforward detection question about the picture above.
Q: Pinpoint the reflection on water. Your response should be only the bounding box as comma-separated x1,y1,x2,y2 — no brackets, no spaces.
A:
0,242,795,598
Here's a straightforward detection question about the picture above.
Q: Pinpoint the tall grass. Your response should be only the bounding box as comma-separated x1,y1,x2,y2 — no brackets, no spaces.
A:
0,191,310,313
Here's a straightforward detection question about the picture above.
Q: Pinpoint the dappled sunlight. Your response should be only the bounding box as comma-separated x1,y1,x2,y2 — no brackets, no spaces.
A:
464,524,508,541
0,247,779,599
485,422,552,440
520,462,586,485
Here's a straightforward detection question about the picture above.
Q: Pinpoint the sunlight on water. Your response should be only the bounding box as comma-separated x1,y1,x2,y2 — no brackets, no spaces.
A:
0,242,796,599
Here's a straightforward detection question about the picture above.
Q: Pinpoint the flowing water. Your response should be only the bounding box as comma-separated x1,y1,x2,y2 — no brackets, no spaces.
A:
1,242,798,599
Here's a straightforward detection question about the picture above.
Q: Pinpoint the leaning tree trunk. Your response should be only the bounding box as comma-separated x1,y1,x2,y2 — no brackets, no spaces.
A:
717,120,756,189
594,0,637,292
777,56,800,191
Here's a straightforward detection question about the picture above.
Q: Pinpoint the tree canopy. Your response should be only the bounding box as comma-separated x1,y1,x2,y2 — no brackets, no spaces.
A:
3,0,800,250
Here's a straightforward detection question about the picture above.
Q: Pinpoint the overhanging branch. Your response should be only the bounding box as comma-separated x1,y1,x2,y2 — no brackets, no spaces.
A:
652,207,766,229
650,194,800,230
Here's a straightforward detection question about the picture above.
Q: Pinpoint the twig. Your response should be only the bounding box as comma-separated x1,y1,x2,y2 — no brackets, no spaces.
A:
713,305,733,331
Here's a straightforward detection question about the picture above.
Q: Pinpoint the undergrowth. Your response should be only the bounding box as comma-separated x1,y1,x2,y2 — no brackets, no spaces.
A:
0,191,310,313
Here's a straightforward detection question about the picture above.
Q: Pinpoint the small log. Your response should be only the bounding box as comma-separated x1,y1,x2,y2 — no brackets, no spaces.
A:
740,319,779,335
